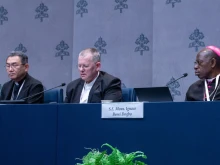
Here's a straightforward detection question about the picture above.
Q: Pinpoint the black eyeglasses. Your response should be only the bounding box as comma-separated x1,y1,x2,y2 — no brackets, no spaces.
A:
5,63,25,69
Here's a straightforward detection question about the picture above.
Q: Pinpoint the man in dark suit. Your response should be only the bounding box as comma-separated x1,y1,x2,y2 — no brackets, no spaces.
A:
65,48,122,103
0,51,44,103
186,46,220,101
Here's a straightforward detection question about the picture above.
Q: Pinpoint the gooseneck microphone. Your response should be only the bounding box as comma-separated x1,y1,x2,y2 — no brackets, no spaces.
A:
20,83,66,101
166,73,188,86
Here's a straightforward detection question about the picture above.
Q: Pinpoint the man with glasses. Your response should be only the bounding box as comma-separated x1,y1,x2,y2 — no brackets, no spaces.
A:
0,51,44,103
65,48,122,103
186,46,220,101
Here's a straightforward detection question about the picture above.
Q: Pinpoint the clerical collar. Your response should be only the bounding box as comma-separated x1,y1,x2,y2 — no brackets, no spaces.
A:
14,74,27,86
204,74,220,101
206,77,215,83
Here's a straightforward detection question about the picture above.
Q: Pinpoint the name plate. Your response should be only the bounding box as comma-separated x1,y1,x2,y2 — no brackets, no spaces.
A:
101,102,143,118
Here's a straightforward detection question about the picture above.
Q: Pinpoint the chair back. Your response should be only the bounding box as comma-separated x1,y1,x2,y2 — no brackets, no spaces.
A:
121,88,136,102
44,89,63,103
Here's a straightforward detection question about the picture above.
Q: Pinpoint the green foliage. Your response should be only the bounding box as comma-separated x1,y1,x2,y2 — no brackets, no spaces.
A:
76,143,147,165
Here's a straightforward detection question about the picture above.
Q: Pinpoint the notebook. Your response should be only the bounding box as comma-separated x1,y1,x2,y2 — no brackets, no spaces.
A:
134,87,173,102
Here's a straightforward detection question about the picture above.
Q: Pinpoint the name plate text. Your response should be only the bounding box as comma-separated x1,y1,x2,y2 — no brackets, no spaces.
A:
101,102,143,118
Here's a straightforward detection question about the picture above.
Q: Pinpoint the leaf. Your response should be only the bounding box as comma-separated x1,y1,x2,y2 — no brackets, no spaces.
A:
115,5,119,10
77,144,147,165
189,42,193,48
43,13,49,18
35,14,40,19
76,9,81,14
135,47,140,52
199,42,205,47
135,160,147,165
101,49,107,54
123,4,128,9
94,150,106,164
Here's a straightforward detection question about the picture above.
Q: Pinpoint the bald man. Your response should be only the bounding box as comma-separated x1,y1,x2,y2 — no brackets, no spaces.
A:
186,46,220,101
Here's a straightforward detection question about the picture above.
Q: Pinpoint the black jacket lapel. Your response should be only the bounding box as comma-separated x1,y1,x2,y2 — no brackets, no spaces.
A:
5,81,14,100
74,80,84,103
88,74,103,102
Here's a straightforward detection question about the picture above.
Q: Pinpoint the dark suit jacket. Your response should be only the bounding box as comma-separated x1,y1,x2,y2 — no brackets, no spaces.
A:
65,71,122,103
0,73,44,104
185,79,220,101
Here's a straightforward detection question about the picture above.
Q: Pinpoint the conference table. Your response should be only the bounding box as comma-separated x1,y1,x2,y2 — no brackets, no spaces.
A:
0,102,220,165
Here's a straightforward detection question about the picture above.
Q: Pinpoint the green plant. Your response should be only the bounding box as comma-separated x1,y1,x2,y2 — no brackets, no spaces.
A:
76,143,147,165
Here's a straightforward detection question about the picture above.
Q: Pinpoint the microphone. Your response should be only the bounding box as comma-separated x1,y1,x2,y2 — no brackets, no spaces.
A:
20,83,66,101
166,73,188,86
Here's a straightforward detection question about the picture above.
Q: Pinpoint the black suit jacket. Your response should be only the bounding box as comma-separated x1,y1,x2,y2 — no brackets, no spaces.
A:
185,79,220,101
65,71,122,103
0,73,44,104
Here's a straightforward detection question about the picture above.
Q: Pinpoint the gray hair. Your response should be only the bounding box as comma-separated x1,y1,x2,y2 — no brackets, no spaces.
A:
79,48,101,62
7,51,28,64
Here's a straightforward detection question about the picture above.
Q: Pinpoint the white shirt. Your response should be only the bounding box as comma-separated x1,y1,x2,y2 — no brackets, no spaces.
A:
80,72,99,103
